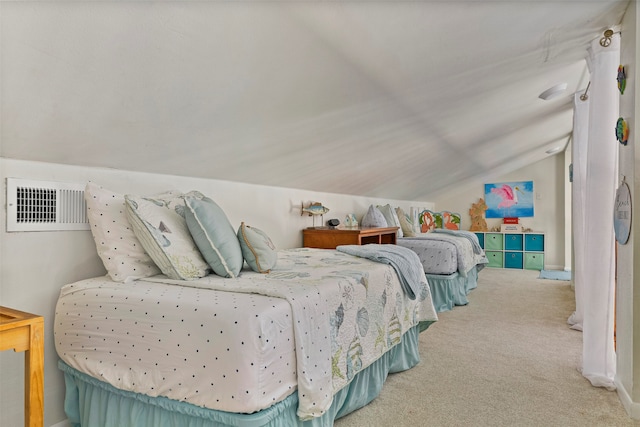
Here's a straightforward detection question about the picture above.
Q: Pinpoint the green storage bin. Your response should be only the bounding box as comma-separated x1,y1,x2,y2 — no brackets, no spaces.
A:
485,233,504,251
486,251,504,268
524,253,545,270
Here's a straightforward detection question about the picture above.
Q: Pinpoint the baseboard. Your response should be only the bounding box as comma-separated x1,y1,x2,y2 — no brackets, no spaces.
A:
615,377,640,419
50,420,69,427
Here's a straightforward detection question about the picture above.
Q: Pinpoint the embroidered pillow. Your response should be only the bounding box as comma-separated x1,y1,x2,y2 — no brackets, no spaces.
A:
184,196,244,278
84,182,161,282
125,191,210,280
237,222,277,273
419,209,437,233
441,211,461,230
395,207,416,237
377,204,403,238
361,205,388,228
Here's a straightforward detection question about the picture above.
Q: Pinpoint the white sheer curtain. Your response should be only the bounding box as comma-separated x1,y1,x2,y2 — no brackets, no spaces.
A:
570,33,619,390
567,91,589,332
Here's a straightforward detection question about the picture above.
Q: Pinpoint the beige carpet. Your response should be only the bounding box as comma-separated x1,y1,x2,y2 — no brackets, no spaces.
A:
335,268,639,427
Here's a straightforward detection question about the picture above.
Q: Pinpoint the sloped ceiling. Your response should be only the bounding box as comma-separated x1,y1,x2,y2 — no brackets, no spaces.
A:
0,1,630,201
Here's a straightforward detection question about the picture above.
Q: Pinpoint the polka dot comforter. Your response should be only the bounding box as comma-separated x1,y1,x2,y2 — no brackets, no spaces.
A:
55,248,438,420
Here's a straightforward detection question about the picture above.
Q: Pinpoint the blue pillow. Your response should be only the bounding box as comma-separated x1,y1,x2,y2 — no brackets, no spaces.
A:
237,222,277,273
184,196,243,278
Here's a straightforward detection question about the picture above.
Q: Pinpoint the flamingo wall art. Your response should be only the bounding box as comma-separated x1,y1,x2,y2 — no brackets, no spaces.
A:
484,181,534,218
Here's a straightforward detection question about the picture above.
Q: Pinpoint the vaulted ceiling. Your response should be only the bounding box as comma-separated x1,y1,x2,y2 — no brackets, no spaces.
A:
0,1,630,201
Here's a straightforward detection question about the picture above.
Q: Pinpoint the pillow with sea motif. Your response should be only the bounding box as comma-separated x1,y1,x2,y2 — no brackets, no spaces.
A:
125,191,210,280
237,222,277,273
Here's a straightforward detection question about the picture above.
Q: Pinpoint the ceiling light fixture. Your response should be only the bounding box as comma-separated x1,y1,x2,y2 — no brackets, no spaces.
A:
545,146,563,155
539,83,568,101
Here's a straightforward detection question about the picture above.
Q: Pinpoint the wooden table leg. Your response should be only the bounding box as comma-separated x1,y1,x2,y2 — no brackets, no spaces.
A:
25,318,44,427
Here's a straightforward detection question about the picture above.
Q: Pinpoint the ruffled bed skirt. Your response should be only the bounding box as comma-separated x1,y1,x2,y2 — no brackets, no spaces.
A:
427,266,480,313
59,323,434,427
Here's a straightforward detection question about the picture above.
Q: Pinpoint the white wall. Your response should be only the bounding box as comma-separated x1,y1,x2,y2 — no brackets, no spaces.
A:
0,158,433,427
432,153,567,270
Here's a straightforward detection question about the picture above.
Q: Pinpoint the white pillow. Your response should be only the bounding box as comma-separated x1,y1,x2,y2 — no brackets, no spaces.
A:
84,182,161,282
125,191,210,280
361,205,388,228
377,204,403,238
395,207,416,237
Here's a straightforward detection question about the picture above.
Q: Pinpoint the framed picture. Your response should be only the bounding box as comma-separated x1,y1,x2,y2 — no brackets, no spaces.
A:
484,181,534,218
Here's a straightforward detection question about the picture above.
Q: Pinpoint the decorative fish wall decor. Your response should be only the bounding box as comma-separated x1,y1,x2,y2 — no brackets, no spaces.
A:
301,201,330,227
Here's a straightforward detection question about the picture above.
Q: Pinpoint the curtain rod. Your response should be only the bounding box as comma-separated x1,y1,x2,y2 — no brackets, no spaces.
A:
580,82,591,101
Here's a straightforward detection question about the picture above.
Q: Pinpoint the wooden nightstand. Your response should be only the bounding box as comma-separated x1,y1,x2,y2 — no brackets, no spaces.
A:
302,226,399,249
0,306,44,427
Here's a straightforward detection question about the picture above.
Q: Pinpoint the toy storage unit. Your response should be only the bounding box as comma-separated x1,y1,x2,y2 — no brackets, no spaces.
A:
474,232,545,270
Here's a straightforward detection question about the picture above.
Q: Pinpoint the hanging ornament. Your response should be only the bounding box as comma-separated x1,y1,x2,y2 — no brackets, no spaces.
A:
614,179,632,245
616,117,629,146
617,65,626,95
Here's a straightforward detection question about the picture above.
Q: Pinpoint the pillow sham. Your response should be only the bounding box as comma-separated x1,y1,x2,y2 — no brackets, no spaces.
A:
125,191,210,280
237,222,277,273
184,196,243,278
84,182,161,282
395,207,416,237
361,205,388,228
377,204,403,238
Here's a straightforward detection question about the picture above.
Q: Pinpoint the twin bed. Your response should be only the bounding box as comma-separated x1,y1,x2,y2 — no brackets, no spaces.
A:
386,206,488,312
54,184,440,426
55,248,438,427
397,230,487,312
54,187,484,426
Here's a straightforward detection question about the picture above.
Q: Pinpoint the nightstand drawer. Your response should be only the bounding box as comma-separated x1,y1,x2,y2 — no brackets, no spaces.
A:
302,227,398,249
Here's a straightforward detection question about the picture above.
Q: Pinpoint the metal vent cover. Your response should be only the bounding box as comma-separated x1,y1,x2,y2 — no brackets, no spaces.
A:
6,178,89,232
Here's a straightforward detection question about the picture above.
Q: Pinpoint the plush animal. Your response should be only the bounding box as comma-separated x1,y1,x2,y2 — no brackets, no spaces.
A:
469,198,488,231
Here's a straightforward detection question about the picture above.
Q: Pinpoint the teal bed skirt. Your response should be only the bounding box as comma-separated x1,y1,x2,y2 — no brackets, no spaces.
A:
59,323,434,427
426,266,480,313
